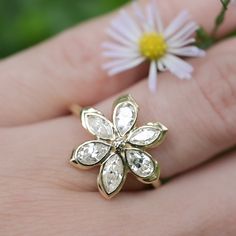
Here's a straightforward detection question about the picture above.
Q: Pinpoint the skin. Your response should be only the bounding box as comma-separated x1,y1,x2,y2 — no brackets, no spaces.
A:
0,0,236,235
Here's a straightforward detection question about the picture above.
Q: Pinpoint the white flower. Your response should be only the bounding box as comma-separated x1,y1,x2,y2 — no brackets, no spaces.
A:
102,0,205,92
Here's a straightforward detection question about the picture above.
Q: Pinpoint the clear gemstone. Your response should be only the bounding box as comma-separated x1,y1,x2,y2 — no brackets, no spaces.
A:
114,102,137,136
126,149,154,177
102,154,124,194
75,141,110,165
129,126,160,146
86,114,113,139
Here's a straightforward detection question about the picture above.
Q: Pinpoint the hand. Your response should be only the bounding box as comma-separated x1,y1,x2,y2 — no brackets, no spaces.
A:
1,0,236,235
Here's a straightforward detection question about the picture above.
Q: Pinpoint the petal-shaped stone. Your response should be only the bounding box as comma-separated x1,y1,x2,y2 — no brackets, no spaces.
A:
128,126,161,146
113,102,137,136
73,141,111,166
126,149,154,178
85,113,114,140
101,154,124,194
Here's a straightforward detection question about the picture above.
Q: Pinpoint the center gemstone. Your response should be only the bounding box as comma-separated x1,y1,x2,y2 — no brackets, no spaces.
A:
112,137,126,152
139,32,167,60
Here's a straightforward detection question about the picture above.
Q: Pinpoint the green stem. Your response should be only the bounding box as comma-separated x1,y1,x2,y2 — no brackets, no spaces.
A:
212,0,231,37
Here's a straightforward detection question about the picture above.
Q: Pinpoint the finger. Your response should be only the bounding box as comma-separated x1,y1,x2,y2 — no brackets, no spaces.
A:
2,38,236,193
2,149,236,235
0,0,235,127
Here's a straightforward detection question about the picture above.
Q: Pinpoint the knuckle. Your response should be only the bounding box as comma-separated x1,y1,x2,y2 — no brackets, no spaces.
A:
48,31,82,72
55,25,100,71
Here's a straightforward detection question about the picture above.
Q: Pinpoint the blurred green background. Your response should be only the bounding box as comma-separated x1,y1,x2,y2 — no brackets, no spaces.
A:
0,0,129,58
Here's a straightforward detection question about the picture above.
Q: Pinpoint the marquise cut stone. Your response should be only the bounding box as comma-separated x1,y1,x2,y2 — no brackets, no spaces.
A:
126,149,154,177
102,154,124,194
114,102,137,136
129,126,160,146
75,141,111,166
86,114,113,139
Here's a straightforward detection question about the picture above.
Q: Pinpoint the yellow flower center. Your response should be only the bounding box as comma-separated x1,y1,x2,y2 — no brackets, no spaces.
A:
139,32,167,60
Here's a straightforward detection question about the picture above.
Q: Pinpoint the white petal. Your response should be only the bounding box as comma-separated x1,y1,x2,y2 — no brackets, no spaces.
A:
113,96,138,136
110,16,139,42
98,153,125,197
168,46,206,57
147,0,163,32
148,61,158,92
141,1,163,33
102,50,140,59
71,141,111,167
133,2,145,22
103,58,133,70
119,10,142,38
106,57,145,76
166,54,193,73
102,42,137,52
164,10,190,38
146,3,155,30
168,21,199,43
162,54,193,79
133,2,151,32
168,38,196,48
106,28,135,47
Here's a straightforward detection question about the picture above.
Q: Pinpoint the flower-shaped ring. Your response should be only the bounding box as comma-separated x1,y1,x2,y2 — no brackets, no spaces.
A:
70,95,168,199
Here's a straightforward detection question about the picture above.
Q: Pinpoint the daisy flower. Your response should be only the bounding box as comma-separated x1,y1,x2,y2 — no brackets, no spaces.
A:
102,0,205,92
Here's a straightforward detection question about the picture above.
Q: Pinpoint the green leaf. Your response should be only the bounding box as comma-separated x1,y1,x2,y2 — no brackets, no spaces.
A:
196,28,215,49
